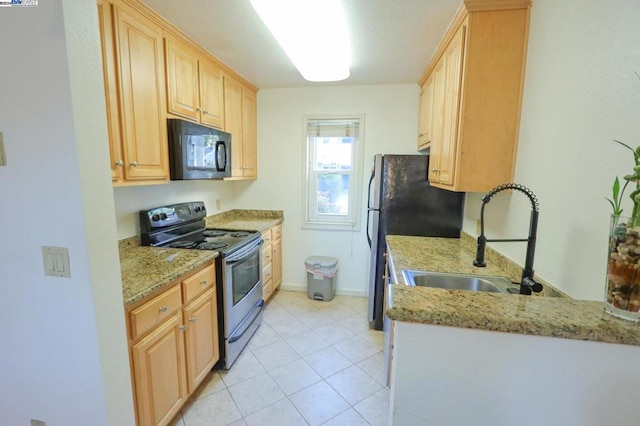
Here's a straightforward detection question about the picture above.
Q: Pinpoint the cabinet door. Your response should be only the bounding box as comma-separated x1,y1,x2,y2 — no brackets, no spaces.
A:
131,312,187,426
417,75,434,150
241,89,257,178
438,25,466,186
165,38,200,121
199,61,225,129
428,57,446,182
97,1,124,182
272,237,282,289
183,288,219,393
224,75,244,177
115,5,169,181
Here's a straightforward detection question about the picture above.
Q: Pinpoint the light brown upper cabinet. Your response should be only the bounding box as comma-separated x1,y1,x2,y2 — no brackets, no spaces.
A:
417,74,434,150
99,0,170,185
419,0,532,192
224,75,257,179
165,37,225,129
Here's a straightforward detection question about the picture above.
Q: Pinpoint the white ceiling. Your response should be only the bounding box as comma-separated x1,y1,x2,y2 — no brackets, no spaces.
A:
141,0,462,89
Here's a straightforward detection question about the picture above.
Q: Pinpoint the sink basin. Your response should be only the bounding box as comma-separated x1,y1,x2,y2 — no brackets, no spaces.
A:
402,270,518,294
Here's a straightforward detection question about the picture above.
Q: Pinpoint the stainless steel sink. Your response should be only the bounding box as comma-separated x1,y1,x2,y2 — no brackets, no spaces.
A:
402,270,518,294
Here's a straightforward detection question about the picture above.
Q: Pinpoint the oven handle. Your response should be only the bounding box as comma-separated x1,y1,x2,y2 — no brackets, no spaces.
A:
225,238,263,264
228,299,264,343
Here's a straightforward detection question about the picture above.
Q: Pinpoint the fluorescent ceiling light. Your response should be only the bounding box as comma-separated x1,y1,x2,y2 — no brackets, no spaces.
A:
250,0,351,82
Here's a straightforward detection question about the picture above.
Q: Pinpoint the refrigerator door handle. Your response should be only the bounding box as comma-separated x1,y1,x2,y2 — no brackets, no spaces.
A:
366,170,376,248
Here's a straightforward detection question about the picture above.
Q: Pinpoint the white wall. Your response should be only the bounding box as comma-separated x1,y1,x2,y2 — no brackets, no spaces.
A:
0,0,133,425
113,181,235,239
463,0,640,300
232,85,419,296
392,322,640,426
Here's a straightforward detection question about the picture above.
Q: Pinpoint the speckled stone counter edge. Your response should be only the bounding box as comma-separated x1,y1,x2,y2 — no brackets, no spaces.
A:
386,235,640,346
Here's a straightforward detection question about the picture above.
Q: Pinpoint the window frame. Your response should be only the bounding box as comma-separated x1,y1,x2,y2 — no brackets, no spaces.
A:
302,114,365,231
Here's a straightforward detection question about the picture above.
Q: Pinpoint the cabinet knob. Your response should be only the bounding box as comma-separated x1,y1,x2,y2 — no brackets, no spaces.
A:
130,161,138,167
431,168,439,173
159,305,168,313
203,110,209,115
200,279,208,286
115,160,124,167
196,107,202,112
189,317,196,323
419,133,424,137
179,325,187,331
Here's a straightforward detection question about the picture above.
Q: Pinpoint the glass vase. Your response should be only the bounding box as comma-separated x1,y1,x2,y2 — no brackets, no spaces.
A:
604,214,640,321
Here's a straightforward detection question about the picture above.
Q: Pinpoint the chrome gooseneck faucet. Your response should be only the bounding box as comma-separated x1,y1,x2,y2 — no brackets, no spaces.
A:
473,183,543,295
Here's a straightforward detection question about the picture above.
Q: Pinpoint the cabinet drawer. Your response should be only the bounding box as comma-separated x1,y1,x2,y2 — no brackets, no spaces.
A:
130,284,182,340
182,263,215,303
261,229,272,245
272,224,282,241
262,262,272,284
262,243,272,264
263,279,273,300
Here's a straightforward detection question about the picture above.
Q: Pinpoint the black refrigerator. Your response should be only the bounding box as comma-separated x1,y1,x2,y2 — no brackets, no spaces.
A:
366,154,464,330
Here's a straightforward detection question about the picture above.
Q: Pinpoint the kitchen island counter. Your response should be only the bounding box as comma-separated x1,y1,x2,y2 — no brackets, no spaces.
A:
386,235,640,346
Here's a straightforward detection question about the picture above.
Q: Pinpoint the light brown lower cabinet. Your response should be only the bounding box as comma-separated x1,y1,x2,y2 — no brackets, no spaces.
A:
127,262,218,426
261,223,282,302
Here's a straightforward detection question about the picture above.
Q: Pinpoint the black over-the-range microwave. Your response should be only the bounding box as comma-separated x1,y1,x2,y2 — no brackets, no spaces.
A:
167,118,232,180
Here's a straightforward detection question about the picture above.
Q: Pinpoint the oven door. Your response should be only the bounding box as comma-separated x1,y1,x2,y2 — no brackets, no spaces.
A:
223,238,263,336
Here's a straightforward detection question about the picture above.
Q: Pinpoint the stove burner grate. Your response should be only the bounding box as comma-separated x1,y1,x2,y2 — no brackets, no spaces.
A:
168,241,198,249
203,230,227,238
230,231,250,238
197,241,228,250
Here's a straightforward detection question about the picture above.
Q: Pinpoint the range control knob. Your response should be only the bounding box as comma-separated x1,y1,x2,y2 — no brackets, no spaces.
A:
152,214,160,222
194,206,201,212
160,213,168,220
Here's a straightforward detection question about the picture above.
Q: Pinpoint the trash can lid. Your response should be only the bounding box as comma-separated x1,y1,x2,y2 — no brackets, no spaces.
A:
305,256,338,267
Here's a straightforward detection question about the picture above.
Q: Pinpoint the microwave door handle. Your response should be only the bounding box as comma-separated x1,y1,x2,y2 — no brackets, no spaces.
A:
216,141,226,172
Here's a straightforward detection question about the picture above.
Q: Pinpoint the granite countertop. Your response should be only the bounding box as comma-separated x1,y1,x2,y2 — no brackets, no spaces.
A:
385,235,640,346
120,209,284,306
205,209,284,232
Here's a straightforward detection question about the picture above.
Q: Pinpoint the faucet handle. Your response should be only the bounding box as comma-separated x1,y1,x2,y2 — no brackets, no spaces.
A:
520,276,543,294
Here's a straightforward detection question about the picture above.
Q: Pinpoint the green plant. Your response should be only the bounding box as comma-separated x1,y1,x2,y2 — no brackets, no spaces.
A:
607,140,640,225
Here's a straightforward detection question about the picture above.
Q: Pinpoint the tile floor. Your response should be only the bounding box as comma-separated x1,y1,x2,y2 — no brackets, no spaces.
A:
170,290,389,426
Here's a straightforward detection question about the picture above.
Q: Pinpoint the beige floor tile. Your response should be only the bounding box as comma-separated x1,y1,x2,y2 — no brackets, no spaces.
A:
325,365,382,405
338,313,371,335
227,372,286,417
192,371,226,400
269,316,311,339
251,339,300,371
289,382,350,426
356,352,387,386
182,388,242,426
272,290,306,304
312,323,356,345
358,329,385,351
227,420,248,426
296,309,335,329
220,351,266,387
247,322,282,350
320,408,370,425
285,330,330,357
353,388,390,426
244,397,309,426
303,346,353,378
263,301,295,326
332,335,380,363
332,295,368,313
269,358,322,396
317,303,357,321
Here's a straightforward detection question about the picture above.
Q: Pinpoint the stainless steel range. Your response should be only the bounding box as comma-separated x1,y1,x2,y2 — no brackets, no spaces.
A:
139,201,263,369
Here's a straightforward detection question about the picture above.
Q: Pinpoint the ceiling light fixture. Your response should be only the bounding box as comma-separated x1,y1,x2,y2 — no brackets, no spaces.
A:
250,0,351,82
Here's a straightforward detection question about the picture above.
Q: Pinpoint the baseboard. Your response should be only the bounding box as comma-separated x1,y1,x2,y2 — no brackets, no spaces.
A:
279,282,368,298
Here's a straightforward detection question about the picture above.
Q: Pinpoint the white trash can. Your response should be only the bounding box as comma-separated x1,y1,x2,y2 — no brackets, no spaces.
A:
305,256,338,301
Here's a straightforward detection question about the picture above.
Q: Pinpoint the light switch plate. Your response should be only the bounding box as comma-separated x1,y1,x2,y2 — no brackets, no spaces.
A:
42,246,71,278
0,132,6,166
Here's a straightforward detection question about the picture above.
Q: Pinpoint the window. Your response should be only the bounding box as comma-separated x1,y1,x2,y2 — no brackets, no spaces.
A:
303,115,365,230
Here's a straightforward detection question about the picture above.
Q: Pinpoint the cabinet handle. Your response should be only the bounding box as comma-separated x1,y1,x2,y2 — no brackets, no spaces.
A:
203,110,209,115
130,161,138,167
196,107,202,112
431,168,439,173
189,317,196,323
200,279,208,286
115,160,124,167
179,325,187,331
159,305,168,313
419,133,424,137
